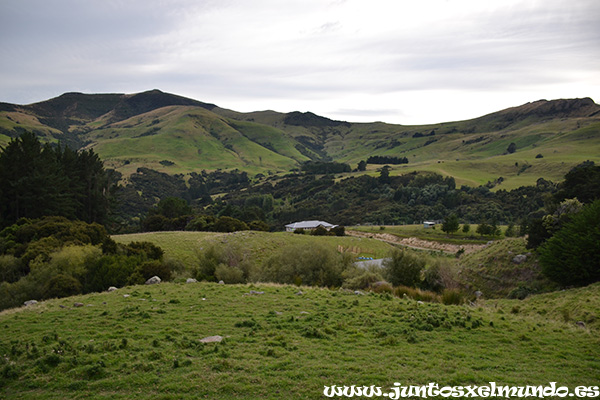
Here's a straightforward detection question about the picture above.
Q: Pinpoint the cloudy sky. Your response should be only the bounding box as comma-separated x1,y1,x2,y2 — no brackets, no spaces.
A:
1,0,599,124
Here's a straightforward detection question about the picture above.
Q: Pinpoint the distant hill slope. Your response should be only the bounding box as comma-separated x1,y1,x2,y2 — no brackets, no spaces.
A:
1,91,599,187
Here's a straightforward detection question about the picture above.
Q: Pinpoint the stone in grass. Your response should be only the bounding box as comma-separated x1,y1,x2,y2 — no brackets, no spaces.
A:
186,278,197,283
512,254,527,264
24,300,38,306
145,276,161,285
107,286,118,292
200,335,223,343
74,302,84,307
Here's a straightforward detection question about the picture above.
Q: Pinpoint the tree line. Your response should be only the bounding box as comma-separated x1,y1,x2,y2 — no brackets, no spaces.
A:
0,132,114,228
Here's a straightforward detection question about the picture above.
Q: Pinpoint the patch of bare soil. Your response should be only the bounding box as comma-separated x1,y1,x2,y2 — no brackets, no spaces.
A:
346,230,487,254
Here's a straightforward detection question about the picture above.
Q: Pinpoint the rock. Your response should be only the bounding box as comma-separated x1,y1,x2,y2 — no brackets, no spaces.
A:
123,294,130,298
200,335,223,343
474,290,483,299
512,254,527,264
417,301,424,305
295,291,304,295
107,286,118,292
186,278,197,283
218,280,225,285
73,302,84,307
354,290,365,295
145,276,161,285
249,290,264,295
576,321,586,328
24,300,38,306
300,311,309,315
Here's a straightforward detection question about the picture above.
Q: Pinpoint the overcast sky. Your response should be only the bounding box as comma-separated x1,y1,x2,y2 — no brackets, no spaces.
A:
1,0,599,124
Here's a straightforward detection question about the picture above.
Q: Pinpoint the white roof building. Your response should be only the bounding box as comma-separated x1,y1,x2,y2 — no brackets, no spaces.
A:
285,220,338,232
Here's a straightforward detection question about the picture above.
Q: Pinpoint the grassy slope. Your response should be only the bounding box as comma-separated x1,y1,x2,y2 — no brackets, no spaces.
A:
86,107,303,177
0,282,598,399
2,94,599,186
112,231,396,268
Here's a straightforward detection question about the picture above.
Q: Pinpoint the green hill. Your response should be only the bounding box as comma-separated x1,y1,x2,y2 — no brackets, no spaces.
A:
1,91,599,187
1,282,598,399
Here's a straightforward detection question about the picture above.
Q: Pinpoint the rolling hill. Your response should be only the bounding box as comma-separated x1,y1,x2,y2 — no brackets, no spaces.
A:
1,90,599,188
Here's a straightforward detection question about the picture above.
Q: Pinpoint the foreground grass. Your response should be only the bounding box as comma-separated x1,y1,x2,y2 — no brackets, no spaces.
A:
1,282,598,399
112,231,396,268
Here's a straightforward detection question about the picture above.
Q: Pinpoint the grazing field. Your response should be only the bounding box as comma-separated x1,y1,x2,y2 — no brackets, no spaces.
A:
112,231,396,269
350,224,496,245
1,282,598,399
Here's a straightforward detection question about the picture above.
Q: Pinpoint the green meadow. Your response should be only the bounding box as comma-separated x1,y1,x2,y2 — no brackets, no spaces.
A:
112,231,395,268
1,282,598,399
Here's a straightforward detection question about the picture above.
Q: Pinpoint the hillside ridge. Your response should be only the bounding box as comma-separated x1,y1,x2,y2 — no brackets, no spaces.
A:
1,91,599,187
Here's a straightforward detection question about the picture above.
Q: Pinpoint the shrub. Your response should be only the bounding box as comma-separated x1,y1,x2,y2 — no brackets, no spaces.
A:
393,285,439,303
124,241,164,261
214,264,245,284
311,226,329,236
213,216,249,233
0,255,24,283
462,224,470,234
137,260,172,281
383,249,425,287
441,289,464,305
195,242,254,282
293,228,305,235
539,200,600,286
261,243,352,287
248,220,270,232
44,274,82,299
342,270,384,290
330,226,345,237
185,215,216,231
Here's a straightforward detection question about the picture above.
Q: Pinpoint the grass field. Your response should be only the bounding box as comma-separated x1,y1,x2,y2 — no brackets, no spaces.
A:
1,282,598,399
350,224,496,245
112,231,397,269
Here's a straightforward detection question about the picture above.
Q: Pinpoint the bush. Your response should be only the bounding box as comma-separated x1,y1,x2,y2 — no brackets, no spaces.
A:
330,226,345,237
124,242,164,261
0,255,24,283
44,274,82,299
539,200,600,287
441,289,464,305
137,260,172,281
261,243,352,287
214,264,245,284
393,285,439,303
311,226,329,236
195,242,254,282
383,249,425,287
342,270,384,290
213,216,249,233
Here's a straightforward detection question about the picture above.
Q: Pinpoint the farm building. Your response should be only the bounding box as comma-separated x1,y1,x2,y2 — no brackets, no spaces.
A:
285,220,338,232
423,221,436,228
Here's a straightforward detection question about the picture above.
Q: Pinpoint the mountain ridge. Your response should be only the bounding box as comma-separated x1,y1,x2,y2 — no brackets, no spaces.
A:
1,90,599,188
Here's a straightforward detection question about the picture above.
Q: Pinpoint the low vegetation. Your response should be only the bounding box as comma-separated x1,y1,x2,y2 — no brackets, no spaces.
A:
1,282,598,399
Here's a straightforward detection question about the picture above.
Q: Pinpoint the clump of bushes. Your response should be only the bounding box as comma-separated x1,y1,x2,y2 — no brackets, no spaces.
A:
261,242,353,287
0,217,172,311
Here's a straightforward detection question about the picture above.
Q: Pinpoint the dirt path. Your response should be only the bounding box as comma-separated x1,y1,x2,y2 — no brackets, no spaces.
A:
346,230,487,255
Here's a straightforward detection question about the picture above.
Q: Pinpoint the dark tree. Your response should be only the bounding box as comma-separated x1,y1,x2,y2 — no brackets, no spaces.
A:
539,200,600,286
357,160,367,171
507,142,517,154
441,214,459,235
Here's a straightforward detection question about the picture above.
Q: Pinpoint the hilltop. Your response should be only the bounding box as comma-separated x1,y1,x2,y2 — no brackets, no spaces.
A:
1,90,599,188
